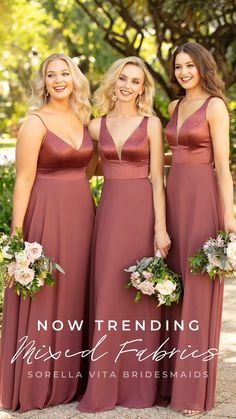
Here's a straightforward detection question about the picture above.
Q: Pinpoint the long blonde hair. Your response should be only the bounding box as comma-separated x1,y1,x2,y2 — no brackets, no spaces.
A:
29,53,91,124
94,56,155,116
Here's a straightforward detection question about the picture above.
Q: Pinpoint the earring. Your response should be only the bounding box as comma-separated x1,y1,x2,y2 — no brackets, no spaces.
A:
45,89,49,97
112,91,117,102
137,93,142,107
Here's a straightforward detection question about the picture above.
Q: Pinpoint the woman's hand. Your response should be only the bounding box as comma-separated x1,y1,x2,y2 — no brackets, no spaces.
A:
224,217,236,234
154,230,171,258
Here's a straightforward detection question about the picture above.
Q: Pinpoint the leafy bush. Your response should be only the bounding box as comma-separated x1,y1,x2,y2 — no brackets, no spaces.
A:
0,163,15,234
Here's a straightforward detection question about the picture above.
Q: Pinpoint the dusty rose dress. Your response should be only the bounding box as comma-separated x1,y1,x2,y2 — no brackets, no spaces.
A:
78,116,162,413
159,97,223,412
0,116,95,412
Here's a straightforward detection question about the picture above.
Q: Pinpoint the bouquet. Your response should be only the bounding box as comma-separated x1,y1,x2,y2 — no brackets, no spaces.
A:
0,228,65,299
189,231,236,279
125,252,182,306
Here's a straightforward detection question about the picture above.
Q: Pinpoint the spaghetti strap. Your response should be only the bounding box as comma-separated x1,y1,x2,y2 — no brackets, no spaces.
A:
30,113,47,128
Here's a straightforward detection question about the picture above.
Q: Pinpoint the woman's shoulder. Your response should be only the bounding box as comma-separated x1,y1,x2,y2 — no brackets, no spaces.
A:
207,97,229,121
168,99,179,117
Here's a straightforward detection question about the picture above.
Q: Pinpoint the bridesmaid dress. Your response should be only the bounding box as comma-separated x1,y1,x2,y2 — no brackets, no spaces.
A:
0,115,95,412
78,116,162,413
159,96,223,412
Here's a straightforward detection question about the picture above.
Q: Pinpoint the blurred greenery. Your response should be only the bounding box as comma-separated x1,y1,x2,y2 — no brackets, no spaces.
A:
0,163,15,234
0,0,235,170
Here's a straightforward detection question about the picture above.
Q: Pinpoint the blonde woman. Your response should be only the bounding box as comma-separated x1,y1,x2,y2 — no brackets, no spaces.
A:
0,53,95,412
78,56,170,413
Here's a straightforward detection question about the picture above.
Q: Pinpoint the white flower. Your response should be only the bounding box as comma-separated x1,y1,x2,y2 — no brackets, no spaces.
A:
14,267,35,285
229,233,236,243
139,280,155,296
24,242,43,262
155,279,176,296
37,278,44,287
158,295,166,306
15,251,30,269
227,242,236,263
2,245,13,260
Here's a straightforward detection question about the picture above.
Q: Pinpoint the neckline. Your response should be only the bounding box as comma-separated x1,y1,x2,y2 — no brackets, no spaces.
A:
46,125,85,152
175,96,211,142
104,115,146,161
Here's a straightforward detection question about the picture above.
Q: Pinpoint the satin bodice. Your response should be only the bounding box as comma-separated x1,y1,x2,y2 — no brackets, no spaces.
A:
165,97,214,164
99,115,150,178
36,126,93,178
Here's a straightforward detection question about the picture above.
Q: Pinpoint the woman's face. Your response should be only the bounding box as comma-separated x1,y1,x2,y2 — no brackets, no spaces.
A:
45,59,74,100
174,52,201,90
113,64,145,104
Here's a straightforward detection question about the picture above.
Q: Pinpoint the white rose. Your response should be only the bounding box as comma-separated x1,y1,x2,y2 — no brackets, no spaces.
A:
139,281,155,296
158,295,166,306
229,233,236,242
2,245,13,260
15,251,30,269
24,242,43,262
227,242,236,263
155,279,176,296
14,267,35,286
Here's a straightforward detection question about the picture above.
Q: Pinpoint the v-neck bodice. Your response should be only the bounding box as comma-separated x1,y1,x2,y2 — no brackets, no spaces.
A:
99,115,150,179
36,126,93,175
165,96,214,164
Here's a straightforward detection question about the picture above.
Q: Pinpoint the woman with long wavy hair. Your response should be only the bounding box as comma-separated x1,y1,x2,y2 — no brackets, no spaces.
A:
158,42,236,416
78,56,170,413
0,53,95,412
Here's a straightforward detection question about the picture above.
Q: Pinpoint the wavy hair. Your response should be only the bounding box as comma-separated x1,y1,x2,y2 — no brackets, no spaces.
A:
29,53,91,124
169,43,227,104
94,56,156,116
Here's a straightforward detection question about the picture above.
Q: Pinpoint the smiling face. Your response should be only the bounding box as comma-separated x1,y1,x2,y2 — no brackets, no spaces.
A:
174,52,201,91
45,59,74,100
113,64,145,104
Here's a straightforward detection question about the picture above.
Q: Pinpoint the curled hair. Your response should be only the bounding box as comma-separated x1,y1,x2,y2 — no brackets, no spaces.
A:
29,53,91,124
94,56,156,116
170,42,227,104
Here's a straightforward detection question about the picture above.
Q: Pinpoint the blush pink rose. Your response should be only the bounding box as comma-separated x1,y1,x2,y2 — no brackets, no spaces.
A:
14,268,35,285
139,280,155,296
142,271,154,280
24,242,43,262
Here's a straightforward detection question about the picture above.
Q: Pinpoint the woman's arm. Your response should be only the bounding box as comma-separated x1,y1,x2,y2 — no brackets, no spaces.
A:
148,116,171,257
11,116,46,234
207,98,236,233
86,117,103,177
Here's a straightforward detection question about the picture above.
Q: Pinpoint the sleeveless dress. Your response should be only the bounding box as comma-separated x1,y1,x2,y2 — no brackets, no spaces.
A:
0,117,95,412
158,97,223,412
78,115,162,413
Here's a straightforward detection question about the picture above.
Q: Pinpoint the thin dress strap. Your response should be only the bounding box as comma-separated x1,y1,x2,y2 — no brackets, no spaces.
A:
30,113,47,128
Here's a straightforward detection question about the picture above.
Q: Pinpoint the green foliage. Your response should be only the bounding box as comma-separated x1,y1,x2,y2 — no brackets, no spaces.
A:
0,163,15,234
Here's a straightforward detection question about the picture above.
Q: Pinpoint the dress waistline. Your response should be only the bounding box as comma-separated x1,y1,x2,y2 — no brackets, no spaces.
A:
102,161,149,179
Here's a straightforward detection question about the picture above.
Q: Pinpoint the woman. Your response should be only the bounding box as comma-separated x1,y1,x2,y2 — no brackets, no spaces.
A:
159,42,236,416
77,56,171,413
0,53,95,412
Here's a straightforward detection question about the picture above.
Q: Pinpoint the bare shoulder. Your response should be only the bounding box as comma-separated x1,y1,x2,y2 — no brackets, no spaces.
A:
18,114,46,139
207,97,229,121
147,115,162,132
168,100,179,117
88,117,102,141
